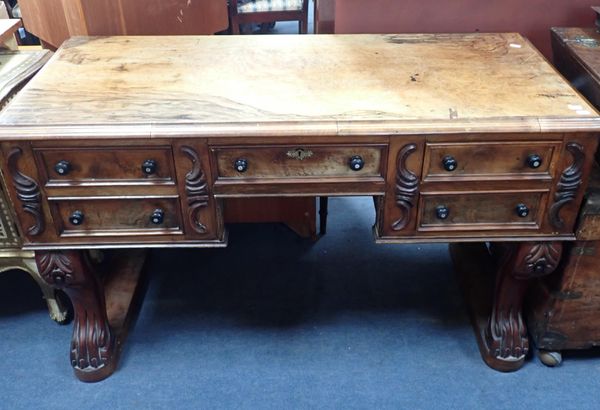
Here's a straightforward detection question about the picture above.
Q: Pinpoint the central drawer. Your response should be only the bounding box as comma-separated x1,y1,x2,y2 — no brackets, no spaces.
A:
49,197,183,236
212,145,385,179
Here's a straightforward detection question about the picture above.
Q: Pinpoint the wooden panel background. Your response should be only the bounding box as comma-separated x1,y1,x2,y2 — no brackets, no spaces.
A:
18,0,229,48
317,0,594,59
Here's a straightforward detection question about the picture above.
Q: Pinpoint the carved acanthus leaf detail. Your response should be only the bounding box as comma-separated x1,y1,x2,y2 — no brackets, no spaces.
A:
181,146,209,234
7,147,44,236
549,142,584,229
38,251,74,288
392,143,419,231
515,242,562,280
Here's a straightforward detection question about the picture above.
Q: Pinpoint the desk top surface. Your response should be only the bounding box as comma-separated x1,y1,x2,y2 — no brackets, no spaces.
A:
1,33,598,139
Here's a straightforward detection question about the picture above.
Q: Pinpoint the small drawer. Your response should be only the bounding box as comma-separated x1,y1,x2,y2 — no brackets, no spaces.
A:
423,141,561,180
35,146,176,186
213,145,385,179
50,197,182,236
418,192,546,231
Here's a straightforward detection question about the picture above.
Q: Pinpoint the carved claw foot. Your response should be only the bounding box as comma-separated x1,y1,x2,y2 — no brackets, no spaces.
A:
36,250,116,382
486,307,528,363
483,242,562,372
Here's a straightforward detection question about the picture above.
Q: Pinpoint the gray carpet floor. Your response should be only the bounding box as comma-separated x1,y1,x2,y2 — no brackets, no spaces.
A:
2,197,600,409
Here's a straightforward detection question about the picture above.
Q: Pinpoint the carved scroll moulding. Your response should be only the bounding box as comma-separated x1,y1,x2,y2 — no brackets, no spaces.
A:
549,142,584,230
181,145,209,234
7,147,45,236
392,143,419,231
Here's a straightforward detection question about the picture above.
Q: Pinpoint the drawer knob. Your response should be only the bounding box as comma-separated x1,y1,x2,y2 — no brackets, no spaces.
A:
69,210,84,226
234,158,248,173
442,156,457,172
516,203,530,218
526,154,542,169
54,160,71,176
150,209,164,225
349,155,365,171
142,159,157,175
436,205,450,220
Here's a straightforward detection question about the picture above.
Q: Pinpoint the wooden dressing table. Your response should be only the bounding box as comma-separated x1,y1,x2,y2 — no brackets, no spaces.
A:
0,34,598,381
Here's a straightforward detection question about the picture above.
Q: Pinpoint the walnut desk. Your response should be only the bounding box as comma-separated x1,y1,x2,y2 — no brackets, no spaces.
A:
0,34,598,381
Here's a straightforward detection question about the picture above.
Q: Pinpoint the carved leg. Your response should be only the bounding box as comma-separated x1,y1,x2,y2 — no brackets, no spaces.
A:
483,242,563,371
36,250,116,382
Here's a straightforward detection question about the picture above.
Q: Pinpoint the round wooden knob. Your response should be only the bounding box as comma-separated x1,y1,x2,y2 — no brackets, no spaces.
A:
150,209,164,225
516,203,529,218
234,158,248,173
349,155,365,171
442,156,457,172
54,160,72,176
69,210,84,226
436,205,449,220
526,154,542,169
142,159,157,175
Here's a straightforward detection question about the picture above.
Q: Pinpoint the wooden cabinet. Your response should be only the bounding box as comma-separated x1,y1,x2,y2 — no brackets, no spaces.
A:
18,0,229,49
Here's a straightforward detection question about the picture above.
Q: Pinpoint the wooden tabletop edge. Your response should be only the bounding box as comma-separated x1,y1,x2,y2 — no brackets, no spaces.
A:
0,116,599,140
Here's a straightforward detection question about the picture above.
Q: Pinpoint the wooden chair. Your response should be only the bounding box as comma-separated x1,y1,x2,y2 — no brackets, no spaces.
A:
229,0,309,34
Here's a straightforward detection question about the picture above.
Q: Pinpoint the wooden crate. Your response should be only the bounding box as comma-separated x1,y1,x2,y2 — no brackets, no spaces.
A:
526,26,600,359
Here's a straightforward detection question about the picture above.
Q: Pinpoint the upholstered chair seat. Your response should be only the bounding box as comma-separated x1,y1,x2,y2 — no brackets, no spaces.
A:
237,0,304,14
229,0,309,34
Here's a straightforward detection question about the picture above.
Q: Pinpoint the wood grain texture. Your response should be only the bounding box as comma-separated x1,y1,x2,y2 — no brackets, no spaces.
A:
213,144,384,178
422,140,561,182
35,145,176,186
417,191,545,230
1,34,599,139
49,197,183,236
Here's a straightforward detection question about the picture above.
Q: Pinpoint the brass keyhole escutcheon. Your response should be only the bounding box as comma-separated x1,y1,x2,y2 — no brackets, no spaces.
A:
286,148,314,161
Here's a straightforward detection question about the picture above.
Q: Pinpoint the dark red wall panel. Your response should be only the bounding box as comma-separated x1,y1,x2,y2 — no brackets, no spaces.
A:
332,0,594,58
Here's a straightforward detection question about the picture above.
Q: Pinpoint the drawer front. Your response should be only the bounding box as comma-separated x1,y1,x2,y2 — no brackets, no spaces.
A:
36,146,176,186
418,192,546,231
213,145,385,179
423,141,561,180
50,197,182,236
